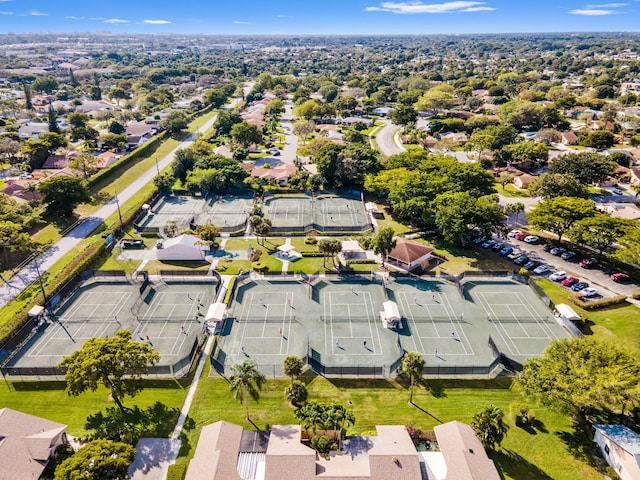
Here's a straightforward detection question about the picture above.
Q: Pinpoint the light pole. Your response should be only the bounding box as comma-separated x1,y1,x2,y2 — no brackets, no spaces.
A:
114,189,124,233
154,156,160,175
33,255,47,307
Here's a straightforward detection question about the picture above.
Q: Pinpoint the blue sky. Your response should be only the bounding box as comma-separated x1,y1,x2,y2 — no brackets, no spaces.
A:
1,1,639,34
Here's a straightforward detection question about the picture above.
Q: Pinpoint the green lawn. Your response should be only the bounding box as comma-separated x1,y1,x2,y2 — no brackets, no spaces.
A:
495,184,531,198
535,279,640,348
415,238,515,275
373,205,416,236
0,379,187,438
219,239,285,273
175,368,604,480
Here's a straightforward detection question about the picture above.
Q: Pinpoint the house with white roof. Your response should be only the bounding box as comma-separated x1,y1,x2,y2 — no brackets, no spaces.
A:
593,425,640,480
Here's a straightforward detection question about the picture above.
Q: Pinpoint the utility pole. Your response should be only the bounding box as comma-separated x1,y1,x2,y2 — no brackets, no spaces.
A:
33,255,47,306
115,189,124,233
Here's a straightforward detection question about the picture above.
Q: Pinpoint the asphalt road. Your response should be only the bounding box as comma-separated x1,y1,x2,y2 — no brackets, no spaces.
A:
375,119,405,157
278,97,299,165
0,89,249,309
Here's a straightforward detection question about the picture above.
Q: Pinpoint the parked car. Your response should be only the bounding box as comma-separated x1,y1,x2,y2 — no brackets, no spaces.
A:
550,246,566,256
491,242,504,251
581,287,599,298
481,239,496,248
155,240,164,249
562,276,579,287
524,261,539,271
611,272,631,283
572,282,589,292
561,251,577,261
508,229,523,238
507,251,521,260
499,245,513,256
549,271,567,282
612,188,623,195
533,264,550,275
473,236,485,245
543,243,553,253
579,257,598,269
514,256,529,266
514,232,527,241
524,235,540,244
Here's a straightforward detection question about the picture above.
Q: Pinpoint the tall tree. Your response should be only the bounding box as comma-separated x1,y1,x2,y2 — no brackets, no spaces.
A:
283,355,303,386
293,120,316,145
160,110,188,134
569,215,634,258
504,202,525,228
38,176,91,215
391,104,418,127
23,83,32,110
402,351,425,404
54,439,135,480
58,330,160,411
528,173,589,199
318,239,342,269
471,405,509,450
372,227,396,267
231,121,263,148
549,152,616,186
229,360,266,420
527,196,596,243
518,338,640,425
47,104,60,133
70,153,100,180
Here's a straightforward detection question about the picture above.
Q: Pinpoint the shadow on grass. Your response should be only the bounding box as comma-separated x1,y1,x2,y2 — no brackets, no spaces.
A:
11,377,190,392
490,448,555,480
11,380,67,391
325,378,400,389
410,401,444,424
516,418,548,435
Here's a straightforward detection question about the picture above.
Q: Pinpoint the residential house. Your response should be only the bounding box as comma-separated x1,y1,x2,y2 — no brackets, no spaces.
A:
386,237,434,272
629,167,640,186
593,425,640,480
513,173,537,190
185,420,500,480
560,131,579,145
1,179,41,203
597,203,640,221
251,164,298,186
0,408,68,480
42,155,71,170
18,123,49,140
372,107,393,117
124,123,157,150
339,117,373,127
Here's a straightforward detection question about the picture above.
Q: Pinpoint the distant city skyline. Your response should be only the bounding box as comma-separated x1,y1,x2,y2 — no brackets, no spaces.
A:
0,1,639,35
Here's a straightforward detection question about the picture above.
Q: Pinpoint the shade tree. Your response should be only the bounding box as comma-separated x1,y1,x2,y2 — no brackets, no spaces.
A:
229,360,266,420
527,196,596,243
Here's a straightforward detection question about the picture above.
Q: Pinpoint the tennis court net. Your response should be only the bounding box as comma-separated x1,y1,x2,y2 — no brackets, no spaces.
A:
319,316,375,323
55,315,202,325
488,316,553,323
410,316,466,323
231,316,297,323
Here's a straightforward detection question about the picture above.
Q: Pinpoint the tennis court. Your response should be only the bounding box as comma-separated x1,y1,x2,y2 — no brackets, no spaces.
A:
135,195,253,234
5,279,217,377
262,192,371,234
213,276,569,378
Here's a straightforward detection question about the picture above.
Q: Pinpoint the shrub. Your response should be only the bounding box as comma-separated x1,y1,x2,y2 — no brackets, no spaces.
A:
346,259,376,265
311,434,337,455
252,262,267,272
301,251,326,257
304,236,317,245
570,294,627,310
223,277,236,305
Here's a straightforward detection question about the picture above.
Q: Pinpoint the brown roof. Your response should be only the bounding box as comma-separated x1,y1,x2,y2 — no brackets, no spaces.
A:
0,408,67,480
185,420,243,480
265,425,316,480
388,238,434,265
434,421,500,480
251,164,298,180
1,180,41,202
42,155,71,169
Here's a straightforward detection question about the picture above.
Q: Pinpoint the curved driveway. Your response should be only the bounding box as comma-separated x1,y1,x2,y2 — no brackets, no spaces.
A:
0,90,249,308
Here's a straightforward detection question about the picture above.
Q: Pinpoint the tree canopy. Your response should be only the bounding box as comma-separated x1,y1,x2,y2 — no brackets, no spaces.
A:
548,152,616,185
38,176,91,215
527,196,596,242
54,439,135,480
58,330,160,411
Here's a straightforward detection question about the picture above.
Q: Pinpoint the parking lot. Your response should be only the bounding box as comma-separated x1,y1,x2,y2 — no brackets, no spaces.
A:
476,231,638,299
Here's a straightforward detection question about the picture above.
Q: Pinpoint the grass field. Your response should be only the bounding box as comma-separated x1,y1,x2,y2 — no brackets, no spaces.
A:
495,184,531,198
171,365,604,480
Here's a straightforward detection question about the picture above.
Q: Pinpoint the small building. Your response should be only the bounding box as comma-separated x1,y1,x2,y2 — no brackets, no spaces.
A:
380,300,401,329
560,131,579,145
597,203,640,221
513,173,537,190
554,303,581,323
387,238,434,272
593,425,640,480
251,164,298,186
0,408,68,480
156,234,209,262
365,202,384,219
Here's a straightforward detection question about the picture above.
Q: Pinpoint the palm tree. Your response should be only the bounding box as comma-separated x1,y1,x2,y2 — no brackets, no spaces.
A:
229,360,266,420
402,351,425,404
505,201,525,228
283,355,303,386
471,405,509,449
318,239,342,269
633,183,640,201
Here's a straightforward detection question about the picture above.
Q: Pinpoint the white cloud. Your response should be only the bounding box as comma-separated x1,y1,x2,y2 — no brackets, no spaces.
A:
0,1,12,3
144,19,171,24
0,10,12,15
233,21,252,24
365,1,494,14
66,16,84,20
276,14,294,18
28,10,48,16
570,8,617,14
586,2,627,6
104,18,130,23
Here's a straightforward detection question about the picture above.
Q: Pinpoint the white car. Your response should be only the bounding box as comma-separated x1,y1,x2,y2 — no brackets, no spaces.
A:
581,287,599,298
508,229,523,238
612,188,623,195
549,271,567,282
524,235,540,244
533,264,550,275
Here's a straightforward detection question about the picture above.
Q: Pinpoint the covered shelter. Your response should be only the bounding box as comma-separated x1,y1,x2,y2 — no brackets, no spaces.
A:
156,234,209,262
380,300,401,329
205,302,227,326
340,240,366,260
555,303,581,323
387,237,434,272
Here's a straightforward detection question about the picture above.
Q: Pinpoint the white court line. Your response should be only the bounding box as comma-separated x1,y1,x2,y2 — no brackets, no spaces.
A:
398,291,425,353
515,291,562,340
478,292,521,356
440,291,472,355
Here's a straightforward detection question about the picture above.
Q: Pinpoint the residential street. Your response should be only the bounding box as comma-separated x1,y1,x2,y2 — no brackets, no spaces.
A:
0,91,248,308
375,119,405,156
278,97,299,165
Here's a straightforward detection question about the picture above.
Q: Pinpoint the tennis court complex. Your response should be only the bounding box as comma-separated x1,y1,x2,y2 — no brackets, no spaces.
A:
4,278,218,378
135,194,253,234
263,191,371,234
211,276,569,378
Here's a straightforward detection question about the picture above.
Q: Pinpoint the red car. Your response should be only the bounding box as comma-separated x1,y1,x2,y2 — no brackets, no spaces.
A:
611,273,631,283
514,232,527,241
562,277,579,287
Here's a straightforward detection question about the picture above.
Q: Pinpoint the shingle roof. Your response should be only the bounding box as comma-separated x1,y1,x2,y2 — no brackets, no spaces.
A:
185,420,243,480
0,408,67,480
388,238,434,265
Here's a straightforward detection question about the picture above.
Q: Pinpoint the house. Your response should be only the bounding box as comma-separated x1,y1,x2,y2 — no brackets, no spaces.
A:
185,420,500,480
1,179,41,203
372,107,393,117
156,234,209,262
593,425,640,480
387,237,434,272
597,203,640,221
433,421,501,480
251,164,298,186
560,131,578,145
513,173,536,190
18,123,49,140
629,168,640,186
42,155,71,170
339,117,373,127
0,408,68,480
95,151,121,169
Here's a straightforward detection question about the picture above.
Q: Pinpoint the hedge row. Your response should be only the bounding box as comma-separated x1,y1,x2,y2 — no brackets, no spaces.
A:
223,277,236,305
301,252,326,257
346,259,376,265
570,294,628,310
